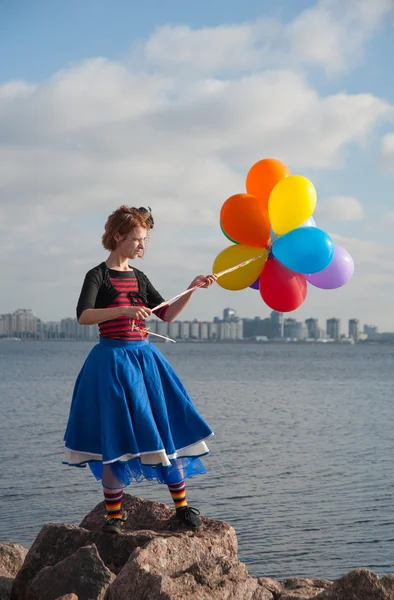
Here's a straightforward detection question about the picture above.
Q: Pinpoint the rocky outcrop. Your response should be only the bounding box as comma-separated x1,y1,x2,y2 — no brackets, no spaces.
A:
312,569,394,599
4,494,393,600
271,577,332,599
0,543,28,600
25,545,114,600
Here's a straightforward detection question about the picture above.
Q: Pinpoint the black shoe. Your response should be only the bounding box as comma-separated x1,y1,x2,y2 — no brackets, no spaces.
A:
102,517,125,534
176,506,202,531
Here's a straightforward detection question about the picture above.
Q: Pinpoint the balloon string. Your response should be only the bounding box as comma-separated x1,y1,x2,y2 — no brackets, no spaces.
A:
151,250,268,313
131,320,176,343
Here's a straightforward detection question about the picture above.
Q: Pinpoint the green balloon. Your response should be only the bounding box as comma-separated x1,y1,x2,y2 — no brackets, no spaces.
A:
220,223,239,244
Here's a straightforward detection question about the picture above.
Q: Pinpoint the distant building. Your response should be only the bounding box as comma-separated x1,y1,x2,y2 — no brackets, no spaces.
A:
326,318,341,341
199,322,209,340
40,320,61,339
243,317,271,339
219,320,243,340
284,318,306,340
208,322,219,341
270,311,284,339
305,318,319,340
223,308,238,322
180,321,191,340
157,320,169,338
213,308,243,340
348,318,359,343
168,321,181,339
364,324,379,340
0,309,37,338
190,320,200,339
60,317,98,340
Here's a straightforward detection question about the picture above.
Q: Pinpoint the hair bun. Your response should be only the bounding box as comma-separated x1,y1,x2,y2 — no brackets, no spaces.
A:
138,206,154,229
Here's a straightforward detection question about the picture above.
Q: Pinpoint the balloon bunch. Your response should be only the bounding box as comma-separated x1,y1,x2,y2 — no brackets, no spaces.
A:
213,158,354,312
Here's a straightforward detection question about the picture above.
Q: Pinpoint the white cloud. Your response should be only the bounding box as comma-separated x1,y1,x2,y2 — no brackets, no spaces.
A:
0,3,393,328
316,196,365,222
289,0,393,74
136,0,393,75
380,132,394,168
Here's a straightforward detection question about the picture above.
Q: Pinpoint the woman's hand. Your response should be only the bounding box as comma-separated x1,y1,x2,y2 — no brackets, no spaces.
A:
123,306,152,320
188,274,218,289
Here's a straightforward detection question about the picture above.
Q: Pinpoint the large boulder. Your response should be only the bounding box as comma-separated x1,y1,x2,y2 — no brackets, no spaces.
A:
0,543,28,578
11,494,244,600
0,577,13,600
0,543,28,600
274,577,333,599
25,544,114,600
105,532,273,600
80,494,176,533
314,569,394,600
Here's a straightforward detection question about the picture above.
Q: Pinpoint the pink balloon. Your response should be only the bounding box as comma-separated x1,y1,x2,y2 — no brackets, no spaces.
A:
305,245,354,289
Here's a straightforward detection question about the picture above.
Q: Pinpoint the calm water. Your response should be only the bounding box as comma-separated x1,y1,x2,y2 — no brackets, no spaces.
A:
0,340,393,581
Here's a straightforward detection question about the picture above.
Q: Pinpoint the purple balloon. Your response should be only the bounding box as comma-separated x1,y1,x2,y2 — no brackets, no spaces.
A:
250,277,260,290
305,245,354,289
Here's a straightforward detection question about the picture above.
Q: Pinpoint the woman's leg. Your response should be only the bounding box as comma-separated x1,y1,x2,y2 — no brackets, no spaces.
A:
102,464,124,533
167,479,187,510
165,460,202,530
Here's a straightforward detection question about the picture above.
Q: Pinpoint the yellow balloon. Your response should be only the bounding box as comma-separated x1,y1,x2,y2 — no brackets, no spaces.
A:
268,175,317,235
212,244,268,291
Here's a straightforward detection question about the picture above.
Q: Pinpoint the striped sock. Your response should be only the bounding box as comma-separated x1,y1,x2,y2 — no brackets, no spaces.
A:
104,489,123,520
168,480,187,510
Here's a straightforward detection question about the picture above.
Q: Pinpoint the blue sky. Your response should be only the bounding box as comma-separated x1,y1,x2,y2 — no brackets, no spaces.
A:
1,0,394,330
1,1,313,80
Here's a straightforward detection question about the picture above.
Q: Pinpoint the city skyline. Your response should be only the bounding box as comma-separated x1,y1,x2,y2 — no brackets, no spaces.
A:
2,307,392,344
0,294,388,336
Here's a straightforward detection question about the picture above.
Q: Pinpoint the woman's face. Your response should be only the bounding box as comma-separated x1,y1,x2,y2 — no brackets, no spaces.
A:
116,226,147,259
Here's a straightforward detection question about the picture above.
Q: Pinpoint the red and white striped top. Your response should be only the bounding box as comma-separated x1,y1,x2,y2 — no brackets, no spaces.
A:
98,269,167,341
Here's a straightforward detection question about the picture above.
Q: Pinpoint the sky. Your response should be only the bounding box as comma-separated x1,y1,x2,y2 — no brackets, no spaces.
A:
1,0,394,331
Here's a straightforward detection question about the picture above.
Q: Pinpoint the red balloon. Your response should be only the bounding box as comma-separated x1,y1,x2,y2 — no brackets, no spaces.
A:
259,258,307,312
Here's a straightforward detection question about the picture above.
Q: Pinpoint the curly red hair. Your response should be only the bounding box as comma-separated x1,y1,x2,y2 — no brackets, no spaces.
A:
102,206,154,251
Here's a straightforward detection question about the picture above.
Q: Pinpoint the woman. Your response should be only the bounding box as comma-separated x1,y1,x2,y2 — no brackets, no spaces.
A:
63,206,216,534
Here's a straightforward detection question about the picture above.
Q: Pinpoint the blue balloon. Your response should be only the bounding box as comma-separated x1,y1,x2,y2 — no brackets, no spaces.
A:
272,227,334,274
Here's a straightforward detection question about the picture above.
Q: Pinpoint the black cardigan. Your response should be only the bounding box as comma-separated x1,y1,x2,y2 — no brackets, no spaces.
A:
76,262,166,321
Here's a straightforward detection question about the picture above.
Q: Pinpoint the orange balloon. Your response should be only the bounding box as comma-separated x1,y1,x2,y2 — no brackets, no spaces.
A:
246,158,290,211
220,193,270,248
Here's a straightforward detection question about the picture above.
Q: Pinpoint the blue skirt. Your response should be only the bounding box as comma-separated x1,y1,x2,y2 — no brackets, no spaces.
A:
63,338,213,488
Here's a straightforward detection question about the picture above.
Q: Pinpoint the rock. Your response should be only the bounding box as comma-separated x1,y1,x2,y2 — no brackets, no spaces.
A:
11,494,241,600
105,533,274,600
0,543,28,578
11,522,161,599
313,569,394,599
279,577,332,599
7,495,394,600
25,544,113,600
0,543,29,600
259,576,284,596
0,576,13,600
80,494,176,532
